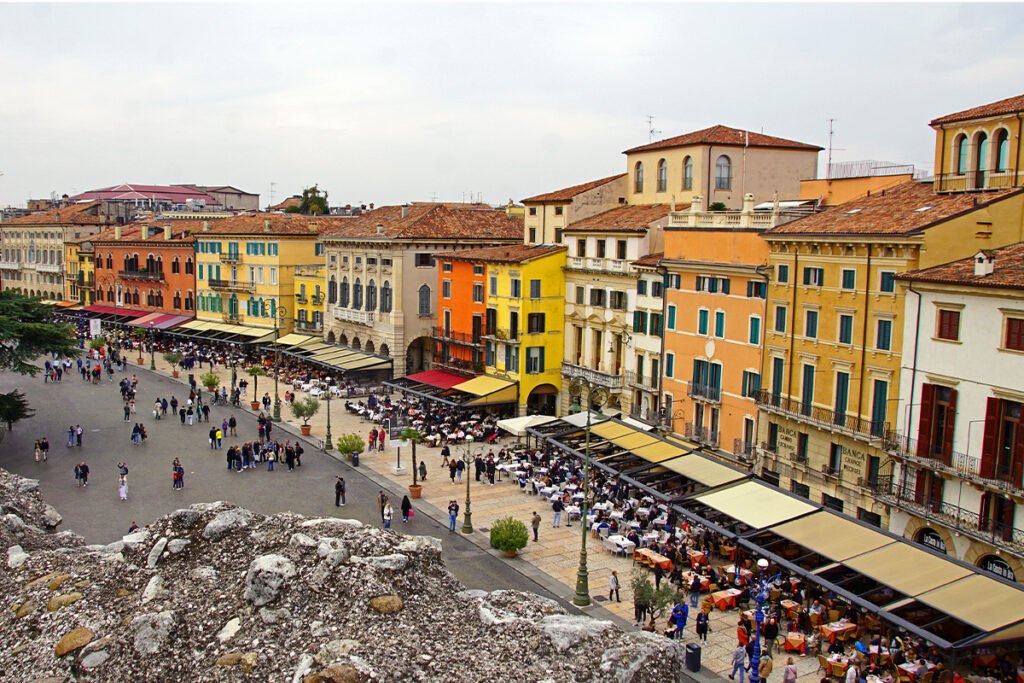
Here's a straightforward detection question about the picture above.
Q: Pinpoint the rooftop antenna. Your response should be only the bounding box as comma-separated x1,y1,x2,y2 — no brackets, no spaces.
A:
647,115,661,142
430,192,438,203
827,119,835,179
269,181,277,209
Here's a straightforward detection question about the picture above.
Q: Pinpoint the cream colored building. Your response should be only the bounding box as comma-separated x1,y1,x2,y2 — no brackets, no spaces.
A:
522,174,627,244
320,204,523,376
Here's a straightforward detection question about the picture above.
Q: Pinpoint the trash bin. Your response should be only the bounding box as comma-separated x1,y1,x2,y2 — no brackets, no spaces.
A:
351,452,359,467
685,642,701,673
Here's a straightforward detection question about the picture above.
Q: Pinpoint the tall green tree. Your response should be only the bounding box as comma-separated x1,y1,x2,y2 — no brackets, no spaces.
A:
0,292,78,376
0,389,35,435
285,185,330,215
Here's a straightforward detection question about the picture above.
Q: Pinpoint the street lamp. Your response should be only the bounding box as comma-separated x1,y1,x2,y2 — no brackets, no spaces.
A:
568,376,609,607
748,558,774,683
272,305,288,422
148,321,156,370
324,381,333,450
462,435,477,534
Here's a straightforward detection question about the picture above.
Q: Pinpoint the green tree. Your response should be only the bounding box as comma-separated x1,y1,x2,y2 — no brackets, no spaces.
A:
336,433,365,459
708,201,728,211
0,389,35,437
200,372,221,393
290,396,320,426
489,516,529,554
285,185,330,215
0,292,78,376
400,427,424,486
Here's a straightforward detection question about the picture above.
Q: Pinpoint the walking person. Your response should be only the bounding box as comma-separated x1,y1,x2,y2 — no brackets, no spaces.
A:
729,642,748,683
67,425,75,448
75,425,83,448
609,570,621,602
448,461,457,484
758,654,773,683
695,609,710,642
335,477,346,506
382,500,393,529
377,491,386,523
531,511,541,542
551,498,564,528
34,439,42,462
228,415,237,436
782,658,799,683
447,500,459,532
39,437,49,462
455,458,464,482
400,495,412,523
118,475,128,501
77,461,89,487
418,460,427,482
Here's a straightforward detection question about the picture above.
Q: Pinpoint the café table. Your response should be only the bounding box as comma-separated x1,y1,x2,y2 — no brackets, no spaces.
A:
898,661,935,681
633,547,673,571
641,532,660,547
868,645,892,665
605,535,635,556
820,620,858,643
688,549,707,566
711,588,744,610
783,632,806,654
780,599,802,619
828,656,851,678
682,571,710,591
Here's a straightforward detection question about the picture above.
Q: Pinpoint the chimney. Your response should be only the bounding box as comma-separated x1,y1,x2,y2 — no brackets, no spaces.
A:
369,203,374,210
114,225,121,240
202,221,210,233
376,224,385,235
401,205,409,219
264,219,272,233
974,251,995,277
139,225,147,240
163,224,172,240
742,193,755,214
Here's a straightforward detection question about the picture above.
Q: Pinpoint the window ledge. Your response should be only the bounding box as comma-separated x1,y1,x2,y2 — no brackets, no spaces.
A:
930,336,962,345
998,346,1024,356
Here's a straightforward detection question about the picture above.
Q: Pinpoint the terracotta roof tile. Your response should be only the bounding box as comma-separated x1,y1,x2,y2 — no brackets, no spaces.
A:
522,174,626,203
563,204,671,233
930,93,1024,126
764,181,1021,237
3,201,109,226
442,244,566,264
632,253,664,267
192,213,330,236
320,204,522,240
898,241,1024,291
624,124,821,154
269,196,302,211
90,219,200,244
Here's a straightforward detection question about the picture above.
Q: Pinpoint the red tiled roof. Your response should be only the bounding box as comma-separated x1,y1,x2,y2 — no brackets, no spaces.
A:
442,244,565,264
522,174,626,203
269,196,302,211
191,214,331,236
624,125,822,154
320,205,523,240
632,253,664,267
70,184,219,204
563,204,671,233
90,220,199,244
764,181,1022,237
930,93,1024,126
897,242,1024,291
2,201,109,226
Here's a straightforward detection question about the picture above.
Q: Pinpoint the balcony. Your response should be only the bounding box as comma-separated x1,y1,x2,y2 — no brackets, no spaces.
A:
566,256,631,275
872,476,1024,555
38,262,63,273
687,382,722,403
628,405,670,429
432,356,482,376
75,273,94,287
432,326,484,346
219,252,241,264
624,370,658,391
296,295,308,304
560,361,624,390
311,294,324,305
0,260,20,270
223,311,240,323
119,269,165,282
208,278,254,293
934,170,1020,193
732,439,756,463
332,307,374,326
294,319,323,333
884,432,1023,499
685,423,720,449
754,389,890,443
294,264,321,277
482,328,519,344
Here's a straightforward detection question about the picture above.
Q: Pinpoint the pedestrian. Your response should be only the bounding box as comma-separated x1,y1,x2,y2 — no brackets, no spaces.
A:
551,498,564,528
690,573,702,608
653,562,664,590
77,461,89,487
377,491,386,523
39,437,49,461
368,428,377,452
729,642,748,683
634,590,649,627
400,495,412,523
448,500,459,532
609,570,621,603
759,654,773,683
782,658,798,683
67,425,75,448
448,461,457,484
187,405,194,426
285,448,295,471
117,462,128,480
209,426,217,449
696,609,710,642
202,404,210,423
455,458,464,482
124,403,131,421
34,439,41,462
418,460,427,482
179,407,187,424
486,457,496,485
335,477,346,506
382,500,393,529
118,475,128,501
170,396,178,414
75,425,83,448
228,415,237,436
671,601,689,639
294,441,303,467
531,511,541,542
440,443,450,466
215,427,223,449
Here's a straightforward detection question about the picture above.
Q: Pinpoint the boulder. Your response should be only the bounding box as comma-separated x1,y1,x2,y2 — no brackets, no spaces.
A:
350,553,409,571
47,592,83,612
244,554,296,606
367,595,403,614
7,544,28,568
131,611,175,655
167,539,190,554
141,575,164,603
146,537,168,569
202,508,256,541
54,627,94,656
537,614,613,652
81,650,111,669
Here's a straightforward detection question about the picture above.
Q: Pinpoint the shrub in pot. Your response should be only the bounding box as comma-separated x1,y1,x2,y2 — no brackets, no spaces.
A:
489,516,529,558
163,351,183,378
246,366,266,409
290,396,320,435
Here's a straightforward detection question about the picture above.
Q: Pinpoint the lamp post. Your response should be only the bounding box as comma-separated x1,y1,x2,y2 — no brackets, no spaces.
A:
324,383,333,450
462,435,477,534
568,376,609,607
272,305,288,422
748,558,774,683
148,321,156,370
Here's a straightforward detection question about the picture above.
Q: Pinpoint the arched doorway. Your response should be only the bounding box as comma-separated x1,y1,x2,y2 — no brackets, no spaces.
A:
351,337,361,351
338,333,348,346
914,528,947,554
326,330,336,344
365,340,375,354
380,343,390,357
406,336,432,374
527,383,559,416
978,554,1016,582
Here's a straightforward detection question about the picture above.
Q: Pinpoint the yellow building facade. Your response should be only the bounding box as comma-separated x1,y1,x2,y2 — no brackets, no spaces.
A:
293,262,325,335
930,93,1024,193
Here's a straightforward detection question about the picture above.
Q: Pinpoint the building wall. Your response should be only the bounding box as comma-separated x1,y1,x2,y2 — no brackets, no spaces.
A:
436,258,487,372
916,193,1024,268
523,176,627,246
293,264,325,334
800,174,915,206
630,268,666,423
63,243,80,304
932,114,1024,192
0,225,101,299
94,237,196,315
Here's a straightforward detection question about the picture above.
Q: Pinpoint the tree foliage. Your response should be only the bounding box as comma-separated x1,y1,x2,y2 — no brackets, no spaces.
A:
200,372,221,392
489,516,529,553
0,292,78,376
289,396,320,425
0,389,35,434
336,433,365,456
285,185,329,215
401,427,424,486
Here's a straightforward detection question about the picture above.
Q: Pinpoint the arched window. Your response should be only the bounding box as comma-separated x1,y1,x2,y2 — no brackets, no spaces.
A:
327,276,337,304
95,253,102,270
715,155,731,190
365,340,375,354
380,343,390,357
353,278,363,310
156,256,163,273
955,134,969,175
975,131,989,188
381,281,392,313
146,254,156,272
185,290,194,311
995,128,1010,172
107,286,114,302
314,284,321,300
634,161,644,193
132,288,140,305
683,156,693,190
154,290,163,308
172,256,180,274
340,277,349,308
351,337,361,351
173,290,182,309
656,158,667,192
367,279,377,312
185,257,193,275
418,284,431,316
106,254,113,270
147,290,155,307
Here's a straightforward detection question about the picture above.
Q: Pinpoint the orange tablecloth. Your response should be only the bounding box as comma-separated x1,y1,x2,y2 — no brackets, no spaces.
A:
784,633,806,654
972,655,998,669
820,620,857,643
712,588,744,610
828,657,851,677
688,549,707,566
634,548,673,571
721,544,737,561
683,572,710,591
781,599,801,618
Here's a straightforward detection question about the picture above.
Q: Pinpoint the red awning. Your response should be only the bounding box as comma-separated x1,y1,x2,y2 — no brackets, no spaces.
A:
83,304,151,318
405,369,471,390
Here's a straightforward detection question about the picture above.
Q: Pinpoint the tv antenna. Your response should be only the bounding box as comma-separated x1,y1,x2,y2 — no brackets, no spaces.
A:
647,115,661,142
269,181,277,209
825,119,846,179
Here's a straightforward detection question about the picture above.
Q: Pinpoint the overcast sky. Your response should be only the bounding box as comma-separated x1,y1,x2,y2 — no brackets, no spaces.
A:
2,2,1022,209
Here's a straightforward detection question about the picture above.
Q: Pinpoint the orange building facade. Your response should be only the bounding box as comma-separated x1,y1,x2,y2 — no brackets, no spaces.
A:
433,256,488,374
92,221,199,316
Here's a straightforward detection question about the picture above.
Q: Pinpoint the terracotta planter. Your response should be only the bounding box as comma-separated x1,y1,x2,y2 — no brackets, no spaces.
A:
501,550,518,558
408,484,422,499
250,401,261,411
300,424,312,436
171,370,180,379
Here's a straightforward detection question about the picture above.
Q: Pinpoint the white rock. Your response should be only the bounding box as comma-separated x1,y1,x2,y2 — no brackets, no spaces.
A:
258,607,291,624
17,478,40,493
81,650,110,669
299,518,363,531
7,544,28,568
456,589,487,601
202,508,256,541
147,537,168,569
167,539,190,554
289,533,317,549
244,554,297,606
122,530,150,548
291,654,315,683
142,575,165,603
396,536,442,554
216,616,241,642
315,638,360,665
538,614,613,652
42,504,62,528
317,537,350,566
190,566,217,582
350,553,409,571
132,610,175,655
102,540,126,554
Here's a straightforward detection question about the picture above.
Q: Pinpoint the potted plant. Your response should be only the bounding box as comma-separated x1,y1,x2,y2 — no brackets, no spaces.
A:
400,426,425,498
246,366,266,410
632,567,680,631
88,337,105,354
200,371,221,396
290,396,320,436
163,351,183,378
489,516,529,558
335,434,365,465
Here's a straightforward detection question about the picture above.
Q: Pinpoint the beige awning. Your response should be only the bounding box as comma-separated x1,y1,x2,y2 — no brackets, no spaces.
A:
847,544,972,597
661,455,748,489
769,512,896,562
693,481,817,529
632,442,686,463
275,333,316,346
914,575,1024,631
591,422,635,439
452,374,516,397
611,432,659,450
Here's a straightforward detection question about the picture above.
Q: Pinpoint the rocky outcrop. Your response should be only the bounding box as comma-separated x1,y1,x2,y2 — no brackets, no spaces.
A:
0,468,687,682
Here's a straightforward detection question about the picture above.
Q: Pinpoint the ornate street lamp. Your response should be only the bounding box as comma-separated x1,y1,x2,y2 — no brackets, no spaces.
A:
462,435,477,534
272,305,288,422
148,320,156,370
748,557,774,683
324,378,333,450
568,376,609,607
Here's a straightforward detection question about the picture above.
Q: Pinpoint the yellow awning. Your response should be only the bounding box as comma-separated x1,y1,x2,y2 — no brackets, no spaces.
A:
611,432,658,450
912,575,1024,631
452,375,516,397
660,455,748,488
847,544,972,597
181,319,216,331
591,422,635,439
340,356,391,370
275,333,316,346
467,384,519,405
693,481,817,529
632,442,686,463
770,512,895,562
